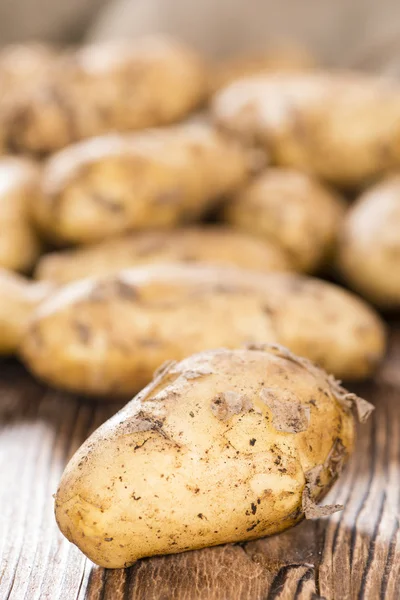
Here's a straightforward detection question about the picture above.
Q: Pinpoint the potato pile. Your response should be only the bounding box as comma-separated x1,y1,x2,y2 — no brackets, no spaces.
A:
0,35,397,567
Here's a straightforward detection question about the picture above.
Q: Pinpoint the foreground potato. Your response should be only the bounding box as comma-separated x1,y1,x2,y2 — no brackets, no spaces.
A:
224,168,345,272
1,37,206,154
212,72,400,187
0,157,41,272
34,123,250,244
0,269,53,355
338,176,400,308
35,226,292,284
20,265,385,396
55,344,372,568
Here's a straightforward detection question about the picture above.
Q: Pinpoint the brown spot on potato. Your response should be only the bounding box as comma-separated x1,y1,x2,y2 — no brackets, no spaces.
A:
73,320,91,344
210,391,253,421
91,193,125,213
259,388,310,433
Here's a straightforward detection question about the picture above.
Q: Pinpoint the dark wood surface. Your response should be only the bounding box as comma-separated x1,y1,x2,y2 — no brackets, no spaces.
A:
0,325,399,600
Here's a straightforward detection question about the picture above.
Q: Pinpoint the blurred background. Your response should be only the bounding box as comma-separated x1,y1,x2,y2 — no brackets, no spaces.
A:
2,0,400,74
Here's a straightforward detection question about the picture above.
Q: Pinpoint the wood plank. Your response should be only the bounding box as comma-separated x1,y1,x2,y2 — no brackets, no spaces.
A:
0,321,399,600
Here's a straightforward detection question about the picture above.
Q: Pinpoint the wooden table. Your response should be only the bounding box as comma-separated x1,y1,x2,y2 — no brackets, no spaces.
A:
1,325,399,600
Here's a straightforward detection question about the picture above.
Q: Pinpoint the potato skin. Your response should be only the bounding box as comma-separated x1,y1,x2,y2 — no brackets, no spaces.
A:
212,72,400,187
224,168,345,272
55,345,356,568
35,123,250,244
338,176,400,308
1,37,206,154
35,226,292,284
0,269,53,355
21,265,385,396
0,157,41,272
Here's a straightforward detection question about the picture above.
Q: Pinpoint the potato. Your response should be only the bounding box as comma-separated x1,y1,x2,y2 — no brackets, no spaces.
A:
212,72,400,187
55,344,374,568
211,43,315,93
0,269,53,355
337,176,400,308
20,264,385,397
1,37,206,154
34,123,250,245
35,226,292,284
0,157,41,272
0,43,57,97
224,168,345,272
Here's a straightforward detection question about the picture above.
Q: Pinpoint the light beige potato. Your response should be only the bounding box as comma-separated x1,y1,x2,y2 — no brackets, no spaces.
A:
34,123,251,245
35,226,292,284
0,43,58,96
20,264,386,397
55,344,372,569
211,43,315,93
212,72,400,187
1,36,207,154
338,176,400,308
224,168,345,272
0,269,53,355
0,157,42,272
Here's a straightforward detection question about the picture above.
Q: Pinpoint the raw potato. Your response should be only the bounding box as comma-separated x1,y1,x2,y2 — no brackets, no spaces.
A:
212,72,400,187
211,43,315,93
224,168,345,272
55,344,368,568
20,264,386,396
0,157,42,272
0,269,53,355
0,43,58,100
35,226,293,284
337,176,400,308
1,37,207,154
34,123,251,244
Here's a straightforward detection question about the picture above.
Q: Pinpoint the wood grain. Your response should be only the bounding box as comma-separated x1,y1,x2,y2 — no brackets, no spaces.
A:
0,324,399,600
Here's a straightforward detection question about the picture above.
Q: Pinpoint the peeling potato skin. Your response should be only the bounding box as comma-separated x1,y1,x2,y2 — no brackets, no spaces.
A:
337,176,400,309
224,168,345,273
54,345,356,569
212,72,400,187
0,269,53,355
35,226,293,284
20,265,386,396
0,157,42,272
1,37,207,155
34,123,250,244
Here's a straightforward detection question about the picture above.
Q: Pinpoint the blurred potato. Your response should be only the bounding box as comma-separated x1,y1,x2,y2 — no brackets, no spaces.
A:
0,157,41,272
20,264,385,396
35,226,293,284
0,269,53,355
34,122,251,245
211,43,315,93
0,43,58,101
1,36,207,154
224,168,345,273
337,175,400,308
212,72,400,187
